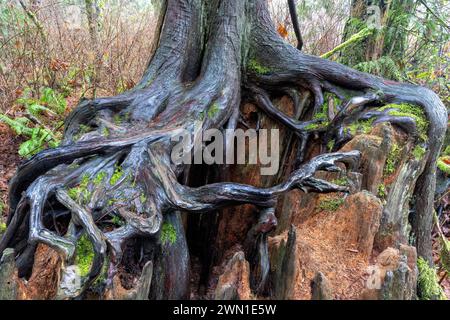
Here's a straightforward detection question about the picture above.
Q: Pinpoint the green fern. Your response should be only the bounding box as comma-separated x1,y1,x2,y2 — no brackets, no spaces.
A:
355,56,402,81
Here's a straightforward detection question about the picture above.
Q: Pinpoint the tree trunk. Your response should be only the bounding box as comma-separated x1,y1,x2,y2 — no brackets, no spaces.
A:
0,0,446,299
340,0,416,79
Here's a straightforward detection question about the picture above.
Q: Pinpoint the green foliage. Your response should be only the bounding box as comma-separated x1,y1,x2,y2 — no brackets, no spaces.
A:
140,193,147,204
111,215,125,226
327,139,335,151
377,184,387,199
75,234,94,277
113,114,122,125
412,145,426,161
0,221,6,234
417,257,446,300
379,103,429,142
0,87,65,157
207,103,220,119
248,59,271,75
332,177,348,186
68,174,91,203
443,146,450,156
313,102,329,121
102,127,110,137
160,222,177,245
355,56,402,81
93,171,107,186
73,124,92,141
437,157,450,175
384,143,401,176
348,119,374,136
110,165,124,186
318,197,344,212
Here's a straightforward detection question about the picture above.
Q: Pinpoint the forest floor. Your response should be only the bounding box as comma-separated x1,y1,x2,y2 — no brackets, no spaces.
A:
0,123,23,219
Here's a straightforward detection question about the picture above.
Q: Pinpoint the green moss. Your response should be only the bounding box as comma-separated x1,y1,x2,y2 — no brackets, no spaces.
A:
318,197,345,212
305,123,319,130
327,139,335,152
160,222,177,245
75,234,94,277
348,119,374,135
437,156,450,175
111,215,125,226
102,127,110,137
332,177,348,186
207,103,220,119
113,114,122,125
417,257,447,300
412,145,427,160
248,59,271,75
0,221,6,234
140,193,147,204
68,174,91,203
313,103,329,121
384,143,401,176
377,184,387,199
74,124,91,141
93,171,107,186
443,146,450,156
110,165,123,186
379,103,429,142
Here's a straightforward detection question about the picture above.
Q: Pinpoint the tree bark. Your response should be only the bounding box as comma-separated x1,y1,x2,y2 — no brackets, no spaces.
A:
0,0,446,299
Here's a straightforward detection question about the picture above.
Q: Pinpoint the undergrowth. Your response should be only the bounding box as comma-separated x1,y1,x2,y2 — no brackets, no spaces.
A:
0,87,65,157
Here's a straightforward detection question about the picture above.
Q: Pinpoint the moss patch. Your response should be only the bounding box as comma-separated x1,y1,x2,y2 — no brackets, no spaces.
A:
111,215,125,226
379,103,429,142
248,59,271,75
75,234,94,277
327,139,335,152
417,257,447,300
318,197,345,212
384,143,401,176
160,222,177,245
377,184,387,199
68,174,91,203
102,127,110,137
348,119,374,135
437,156,450,175
113,114,122,125
412,145,427,160
443,146,450,156
332,177,348,186
110,165,124,186
0,221,6,234
73,124,91,141
93,171,107,186
207,103,220,119
140,193,147,204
